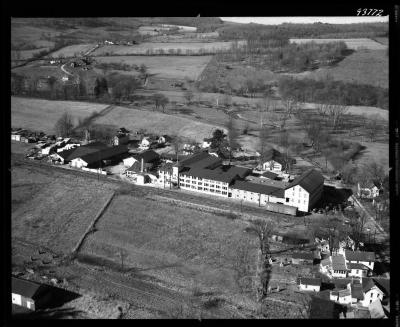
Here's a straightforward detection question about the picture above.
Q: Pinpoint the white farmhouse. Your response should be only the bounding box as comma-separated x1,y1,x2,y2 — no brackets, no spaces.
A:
360,278,384,307
297,277,321,292
330,289,352,305
139,137,151,150
345,250,375,271
348,262,369,279
283,169,324,212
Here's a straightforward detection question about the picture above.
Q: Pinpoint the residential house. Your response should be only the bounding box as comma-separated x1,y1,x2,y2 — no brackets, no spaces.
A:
123,157,137,168
157,135,172,144
360,278,384,307
283,169,324,212
70,145,128,169
357,182,383,199
369,299,387,319
291,252,314,265
261,149,285,172
345,250,375,271
139,137,151,150
331,254,348,278
297,277,321,292
330,289,352,305
113,134,130,146
202,138,213,148
348,263,369,279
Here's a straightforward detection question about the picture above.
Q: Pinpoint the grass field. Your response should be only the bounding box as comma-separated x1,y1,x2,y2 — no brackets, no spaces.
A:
95,105,221,141
80,194,258,295
11,164,118,254
12,64,65,79
289,38,387,50
11,97,109,133
95,55,212,80
284,49,388,89
91,41,246,56
49,43,98,58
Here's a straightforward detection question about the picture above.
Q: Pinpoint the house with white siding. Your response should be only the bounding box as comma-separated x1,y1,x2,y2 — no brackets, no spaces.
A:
297,277,321,292
283,169,324,212
360,278,384,307
348,262,369,279
345,250,375,271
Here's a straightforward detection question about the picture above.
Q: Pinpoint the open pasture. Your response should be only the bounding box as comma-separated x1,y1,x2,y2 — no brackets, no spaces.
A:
91,41,246,56
95,105,220,142
11,164,118,254
284,49,388,89
95,55,212,80
289,38,387,50
11,97,109,134
80,194,258,294
49,43,98,58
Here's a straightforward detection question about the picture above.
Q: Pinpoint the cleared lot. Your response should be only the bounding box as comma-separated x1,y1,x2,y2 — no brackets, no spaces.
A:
11,97,109,133
80,194,258,295
284,49,388,89
289,38,387,50
95,105,220,141
95,55,212,80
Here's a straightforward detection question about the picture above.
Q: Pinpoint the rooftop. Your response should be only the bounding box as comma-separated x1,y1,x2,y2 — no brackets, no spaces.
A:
297,277,321,286
12,277,43,300
245,175,289,188
348,262,370,270
351,283,364,300
56,142,108,161
286,169,324,194
345,250,375,262
331,254,348,271
79,145,128,165
231,180,285,198
261,171,279,180
133,149,160,163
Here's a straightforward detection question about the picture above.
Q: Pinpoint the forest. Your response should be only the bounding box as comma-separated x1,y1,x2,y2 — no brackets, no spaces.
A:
278,77,389,109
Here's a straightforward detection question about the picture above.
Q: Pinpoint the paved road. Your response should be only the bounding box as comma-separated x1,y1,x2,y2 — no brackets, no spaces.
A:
351,195,388,242
61,63,73,76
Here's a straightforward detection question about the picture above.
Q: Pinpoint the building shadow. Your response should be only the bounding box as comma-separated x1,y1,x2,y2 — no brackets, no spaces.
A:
13,307,84,319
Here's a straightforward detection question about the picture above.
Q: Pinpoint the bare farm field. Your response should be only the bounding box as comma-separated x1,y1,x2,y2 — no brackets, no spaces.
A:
80,194,259,297
95,55,212,80
91,41,246,56
95,105,220,142
284,49,388,89
11,164,118,255
289,38,387,50
49,43,98,58
11,97,109,133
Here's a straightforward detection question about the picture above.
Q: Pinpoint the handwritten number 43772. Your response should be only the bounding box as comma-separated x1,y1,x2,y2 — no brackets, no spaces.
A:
357,9,384,16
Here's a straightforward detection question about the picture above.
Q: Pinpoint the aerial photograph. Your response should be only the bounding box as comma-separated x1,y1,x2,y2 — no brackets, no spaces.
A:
10,16,390,319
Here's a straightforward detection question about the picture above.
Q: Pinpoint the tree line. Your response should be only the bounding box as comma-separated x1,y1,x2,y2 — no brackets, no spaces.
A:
279,76,389,109
218,22,388,41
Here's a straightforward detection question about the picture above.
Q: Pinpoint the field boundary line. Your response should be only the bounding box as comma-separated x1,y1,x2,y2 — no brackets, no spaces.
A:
72,191,115,254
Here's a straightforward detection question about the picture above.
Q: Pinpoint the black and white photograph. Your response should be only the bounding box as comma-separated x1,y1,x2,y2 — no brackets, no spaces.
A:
7,11,394,320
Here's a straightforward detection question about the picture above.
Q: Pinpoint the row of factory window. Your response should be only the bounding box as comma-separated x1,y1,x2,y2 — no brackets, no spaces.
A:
180,184,227,195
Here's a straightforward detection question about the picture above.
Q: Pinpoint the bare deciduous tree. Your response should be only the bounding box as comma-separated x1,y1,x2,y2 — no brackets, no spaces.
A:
326,103,348,130
226,115,239,164
54,112,74,137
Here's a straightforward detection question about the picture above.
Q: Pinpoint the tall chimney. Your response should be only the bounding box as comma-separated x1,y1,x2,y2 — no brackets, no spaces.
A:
141,158,144,173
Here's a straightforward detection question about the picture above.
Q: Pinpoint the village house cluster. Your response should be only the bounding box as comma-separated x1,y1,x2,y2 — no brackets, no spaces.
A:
288,237,390,318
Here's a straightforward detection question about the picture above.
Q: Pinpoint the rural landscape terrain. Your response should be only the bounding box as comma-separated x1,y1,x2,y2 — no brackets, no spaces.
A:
11,17,390,319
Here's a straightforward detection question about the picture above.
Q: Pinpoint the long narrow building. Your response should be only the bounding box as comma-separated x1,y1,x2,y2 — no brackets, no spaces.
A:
157,152,324,212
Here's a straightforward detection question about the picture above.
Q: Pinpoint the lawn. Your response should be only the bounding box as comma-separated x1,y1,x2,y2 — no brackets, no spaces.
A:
80,194,259,295
94,55,213,80
11,164,118,254
285,49,388,89
289,38,387,50
11,97,109,133
95,105,221,142
91,41,246,56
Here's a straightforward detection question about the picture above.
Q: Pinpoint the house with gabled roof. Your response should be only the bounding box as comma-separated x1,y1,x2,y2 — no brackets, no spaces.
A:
291,252,314,265
345,250,375,271
283,169,324,212
297,277,321,292
348,262,370,278
360,278,384,307
70,145,128,168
